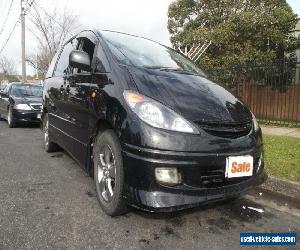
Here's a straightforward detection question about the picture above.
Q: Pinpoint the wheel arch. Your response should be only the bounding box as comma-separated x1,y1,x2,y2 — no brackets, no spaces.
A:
41,106,48,123
87,119,115,176
8,97,15,110
92,119,114,140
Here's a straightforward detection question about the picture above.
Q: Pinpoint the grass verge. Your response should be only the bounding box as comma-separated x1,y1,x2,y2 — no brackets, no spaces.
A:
264,134,300,182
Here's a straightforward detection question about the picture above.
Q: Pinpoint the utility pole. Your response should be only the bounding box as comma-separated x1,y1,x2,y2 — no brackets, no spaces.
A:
35,53,38,80
21,0,26,82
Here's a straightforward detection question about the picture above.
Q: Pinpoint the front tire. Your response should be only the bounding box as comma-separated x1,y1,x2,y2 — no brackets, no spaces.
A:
7,106,16,128
93,129,127,216
43,113,59,152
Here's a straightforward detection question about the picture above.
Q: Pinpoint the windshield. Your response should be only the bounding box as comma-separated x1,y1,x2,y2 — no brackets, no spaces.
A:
10,85,42,97
101,31,205,75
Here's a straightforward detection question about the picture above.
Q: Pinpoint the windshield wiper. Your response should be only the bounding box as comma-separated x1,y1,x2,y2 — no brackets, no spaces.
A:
144,66,206,77
145,66,197,75
162,68,194,74
160,68,199,75
23,94,37,97
144,66,174,70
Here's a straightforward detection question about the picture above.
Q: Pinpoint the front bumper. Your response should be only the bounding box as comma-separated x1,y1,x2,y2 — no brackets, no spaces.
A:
122,143,267,212
12,109,41,123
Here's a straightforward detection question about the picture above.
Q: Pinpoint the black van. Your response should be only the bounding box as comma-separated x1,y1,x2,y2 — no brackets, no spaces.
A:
42,30,267,216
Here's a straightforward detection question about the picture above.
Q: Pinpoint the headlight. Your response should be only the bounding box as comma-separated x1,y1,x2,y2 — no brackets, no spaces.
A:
251,112,259,131
15,104,32,110
123,90,199,134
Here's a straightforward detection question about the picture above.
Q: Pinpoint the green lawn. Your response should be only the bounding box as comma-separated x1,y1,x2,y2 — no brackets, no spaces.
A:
263,134,300,182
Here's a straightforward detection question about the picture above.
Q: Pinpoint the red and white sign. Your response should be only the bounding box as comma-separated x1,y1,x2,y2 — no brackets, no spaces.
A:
226,156,253,178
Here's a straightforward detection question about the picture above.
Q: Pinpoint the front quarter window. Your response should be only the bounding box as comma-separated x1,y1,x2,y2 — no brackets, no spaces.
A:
53,42,74,77
45,52,59,79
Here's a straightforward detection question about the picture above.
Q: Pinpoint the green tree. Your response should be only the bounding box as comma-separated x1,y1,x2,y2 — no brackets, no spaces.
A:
168,0,298,71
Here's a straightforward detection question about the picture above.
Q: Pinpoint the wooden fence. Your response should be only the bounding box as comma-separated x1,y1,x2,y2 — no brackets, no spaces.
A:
238,83,300,124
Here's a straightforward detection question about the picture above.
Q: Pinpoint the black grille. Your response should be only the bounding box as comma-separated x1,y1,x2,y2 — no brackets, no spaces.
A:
200,170,251,188
201,170,225,187
201,158,259,188
195,121,252,138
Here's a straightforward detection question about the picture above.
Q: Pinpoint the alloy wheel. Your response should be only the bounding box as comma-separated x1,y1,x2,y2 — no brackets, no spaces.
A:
7,108,11,125
44,119,49,147
97,144,116,203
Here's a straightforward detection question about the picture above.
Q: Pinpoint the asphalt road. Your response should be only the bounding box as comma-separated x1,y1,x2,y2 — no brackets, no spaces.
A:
0,120,299,250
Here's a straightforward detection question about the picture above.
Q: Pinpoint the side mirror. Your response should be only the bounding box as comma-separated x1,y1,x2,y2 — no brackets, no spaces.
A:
69,50,91,72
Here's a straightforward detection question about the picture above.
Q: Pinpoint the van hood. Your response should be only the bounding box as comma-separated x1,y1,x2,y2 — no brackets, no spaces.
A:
128,67,252,124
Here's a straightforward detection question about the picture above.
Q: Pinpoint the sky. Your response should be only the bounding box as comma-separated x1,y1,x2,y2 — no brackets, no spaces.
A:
0,0,299,75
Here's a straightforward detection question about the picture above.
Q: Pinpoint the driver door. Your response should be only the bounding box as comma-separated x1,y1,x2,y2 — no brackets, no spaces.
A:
62,34,96,166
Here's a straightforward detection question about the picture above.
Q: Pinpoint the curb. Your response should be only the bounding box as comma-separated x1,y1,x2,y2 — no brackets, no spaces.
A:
251,176,300,210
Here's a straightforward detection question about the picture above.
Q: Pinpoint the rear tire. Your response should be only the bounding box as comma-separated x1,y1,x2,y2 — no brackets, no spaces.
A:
93,129,128,216
43,113,59,152
7,106,16,128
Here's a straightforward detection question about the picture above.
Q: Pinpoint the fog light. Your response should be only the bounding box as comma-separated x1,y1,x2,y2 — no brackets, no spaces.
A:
155,168,181,185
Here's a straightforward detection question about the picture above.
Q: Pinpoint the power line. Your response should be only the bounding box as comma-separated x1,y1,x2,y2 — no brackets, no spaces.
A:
33,2,67,31
0,0,15,37
33,1,76,41
25,0,36,13
0,0,36,55
0,0,9,17
0,0,9,26
21,0,26,81
0,1,4,13
0,18,20,55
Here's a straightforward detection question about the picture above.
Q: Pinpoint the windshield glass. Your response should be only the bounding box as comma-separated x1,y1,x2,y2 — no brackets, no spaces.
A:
10,85,42,97
101,31,205,75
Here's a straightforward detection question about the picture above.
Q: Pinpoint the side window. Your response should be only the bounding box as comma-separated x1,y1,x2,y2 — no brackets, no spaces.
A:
77,38,95,59
53,40,76,77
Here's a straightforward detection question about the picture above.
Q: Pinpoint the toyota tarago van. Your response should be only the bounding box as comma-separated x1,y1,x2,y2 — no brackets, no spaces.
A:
42,30,267,216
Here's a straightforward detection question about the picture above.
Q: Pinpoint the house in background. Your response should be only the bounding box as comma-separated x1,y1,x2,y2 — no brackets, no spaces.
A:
292,18,300,84
291,18,300,37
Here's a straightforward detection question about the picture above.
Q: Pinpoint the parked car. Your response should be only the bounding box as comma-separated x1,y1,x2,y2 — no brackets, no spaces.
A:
0,83,43,127
0,84,6,94
42,30,267,216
